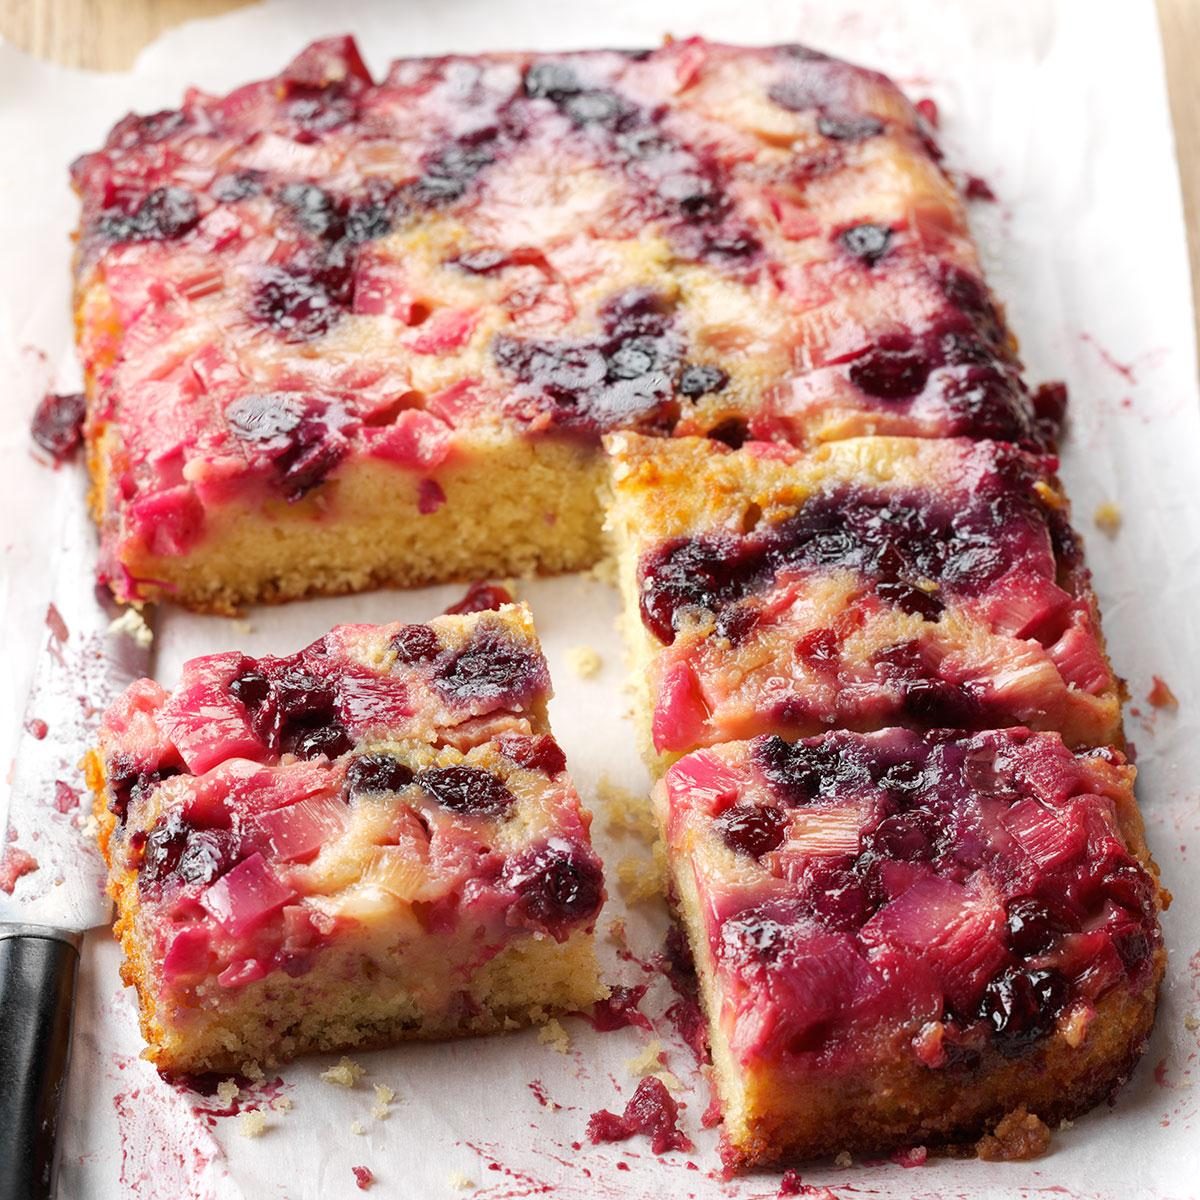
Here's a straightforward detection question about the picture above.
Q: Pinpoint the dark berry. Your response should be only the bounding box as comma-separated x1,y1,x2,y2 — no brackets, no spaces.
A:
876,580,944,619
496,733,568,776
249,267,346,341
228,669,272,710
706,417,749,449
838,223,893,266
138,812,239,893
503,841,605,934
413,141,496,206
753,734,867,804
106,758,181,825
434,627,546,705
563,89,631,128
848,339,931,399
867,811,937,862
767,80,820,112
418,765,514,817
212,170,265,202
342,188,397,243
714,603,760,645
346,754,414,797
290,723,353,760
96,186,199,243
817,111,884,140
523,61,582,101
979,967,1069,1055
715,803,790,858
30,392,86,462
279,182,341,238
1005,897,1071,957
678,364,729,398
391,624,442,663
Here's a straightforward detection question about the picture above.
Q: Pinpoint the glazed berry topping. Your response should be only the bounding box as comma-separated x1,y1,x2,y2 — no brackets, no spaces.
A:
586,1076,693,1155
848,337,931,399
138,811,240,894
496,733,568,776
434,627,546,706
706,417,750,450
390,624,442,664
838,223,893,266
444,581,514,615
978,967,1069,1055
503,840,604,935
754,734,868,805
228,670,272,710
817,111,884,140
716,802,790,858
1005,897,1071,957
30,392,87,462
522,61,583,102
95,186,199,243
279,182,340,238
413,139,497,207
107,756,182,824
678,364,729,398
212,169,265,202
345,753,415,797
249,264,350,342
417,765,515,817
290,723,353,760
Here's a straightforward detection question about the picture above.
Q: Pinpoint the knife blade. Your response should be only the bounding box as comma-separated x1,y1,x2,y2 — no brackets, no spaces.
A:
0,487,154,1200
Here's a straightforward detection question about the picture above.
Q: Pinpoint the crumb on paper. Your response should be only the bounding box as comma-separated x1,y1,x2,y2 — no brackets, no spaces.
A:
604,918,628,948
274,1096,294,1114
216,1079,239,1107
834,1151,853,1168
585,555,617,585
107,607,153,648
231,618,254,636
78,813,100,839
372,1083,395,1119
1093,501,1122,536
1058,1118,1075,1131
617,845,666,904
626,1040,682,1091
1033,480,1064,510
351,1120,366,1136
240,1061,265,1084
565,645,603,678
597,775,656,841
975,1107,1051,1161
537,1018,571,1054
1184,1012,1200,1032
1147,675,1179,710
320,1056,365,1088
448,1172,476,1191
238,1110,267,1138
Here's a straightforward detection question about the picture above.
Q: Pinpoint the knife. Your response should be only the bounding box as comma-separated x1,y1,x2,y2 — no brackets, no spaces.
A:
0,491,153,1200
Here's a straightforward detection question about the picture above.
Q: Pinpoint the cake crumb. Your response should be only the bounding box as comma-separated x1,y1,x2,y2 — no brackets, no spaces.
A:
537,1018,571,1054
274,1096,294,1113
231,618,254,635
834,1152,853,1168
976,1107,1052,1161
1093,502,1122,536
215,1079,240,1107
448,1172,476,1191
617,846,666,904
604,918,628,948
1147,675,1179,710
1184,1012,1200,1032
598,776,656,841
372,1083,395,1119
240,1061,265,1084
351,1120,366,1136
566,645,603,678
238,1110,267,1138
320,1057,365,1088
107,607,154,648
1058,1117,1075,1131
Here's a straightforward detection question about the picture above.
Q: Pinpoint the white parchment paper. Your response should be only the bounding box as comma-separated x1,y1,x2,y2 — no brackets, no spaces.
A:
2,2,1198,1197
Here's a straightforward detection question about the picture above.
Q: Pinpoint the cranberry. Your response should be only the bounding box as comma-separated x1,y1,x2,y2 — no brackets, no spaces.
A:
443,581,514,615
417,765,515,817
96,186,199,243
496,733,567,776
346,754,414,797
753,734,865,805
817,111,884,140
978,967,1069,1055
523,61,582,101
30,392,86,461
249,266,348,341
586,1076,693,1155
279,182,341,238
706,417,749,449
715,603,760,645
342,185,398,244
876,580,944,619
139,813,239,893
503,841,604,934
413,140,496,206
228,669,272,710
390,624,442,664
290,723,353,760
848,339,932,399
716,803,790,858
212,170,265,202
106,757,181,825
434,628,545,705
867,810,937,862
108,108,189,150
838,223,892,266
678,364,729,398
1005,897,1070,957
589,983,652,1032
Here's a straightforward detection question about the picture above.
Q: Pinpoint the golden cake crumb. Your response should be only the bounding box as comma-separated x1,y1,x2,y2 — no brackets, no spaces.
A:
626,1039,682,1090
238,1111,267,1138
617,846,667,904
1184,1013,1200,1032
448,1172,476,1191
537,1018,571,1054
976,1107,1052,1161
597,776,656,841
1094,502,1122,536
240,1061,265,1084
274,1097,294,1113
372,1084,395,1120
834,1152,853,1168
565,645,603,678
351,1120,366,1136
215,1079,239,1107
107,607,154,648
604,918,628,947
320,1057,366,1088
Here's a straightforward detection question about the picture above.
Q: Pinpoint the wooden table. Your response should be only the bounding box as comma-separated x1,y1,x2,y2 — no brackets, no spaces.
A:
3,0,1197,353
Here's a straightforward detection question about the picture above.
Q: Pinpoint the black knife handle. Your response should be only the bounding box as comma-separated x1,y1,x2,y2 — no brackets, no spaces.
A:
0,926,82,1200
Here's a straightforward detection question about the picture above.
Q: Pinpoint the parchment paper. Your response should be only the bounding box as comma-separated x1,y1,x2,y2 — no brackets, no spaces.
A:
2,2,1198,1197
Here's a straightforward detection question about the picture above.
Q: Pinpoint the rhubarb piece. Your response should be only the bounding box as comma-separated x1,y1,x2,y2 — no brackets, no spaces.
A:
72,37,1045,611
607,434,1121,769
87,605,604,1074
657,728,1165,1167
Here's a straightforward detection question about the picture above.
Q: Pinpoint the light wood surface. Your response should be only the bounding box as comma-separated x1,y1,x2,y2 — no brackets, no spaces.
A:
2,0,1197,355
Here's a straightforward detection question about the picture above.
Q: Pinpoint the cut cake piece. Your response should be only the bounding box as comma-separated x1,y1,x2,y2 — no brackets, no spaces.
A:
87,604,605,1074
657,728,1165,1167
606,433,1121,769
71,36,1047,611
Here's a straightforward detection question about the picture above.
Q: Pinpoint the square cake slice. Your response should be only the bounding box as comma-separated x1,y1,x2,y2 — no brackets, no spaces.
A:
657,728,1165,1167
72,36,1045,611
607,433,1121,768
87,605,605,1074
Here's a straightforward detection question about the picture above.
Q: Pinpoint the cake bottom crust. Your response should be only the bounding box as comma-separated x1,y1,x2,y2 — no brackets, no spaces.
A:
93,431,606,613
